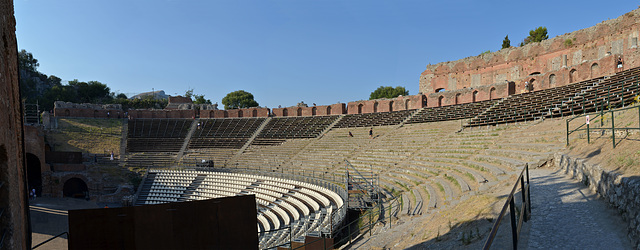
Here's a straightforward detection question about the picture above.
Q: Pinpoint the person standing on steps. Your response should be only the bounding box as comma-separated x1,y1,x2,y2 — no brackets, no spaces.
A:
348,131,353,137
369,128,373,138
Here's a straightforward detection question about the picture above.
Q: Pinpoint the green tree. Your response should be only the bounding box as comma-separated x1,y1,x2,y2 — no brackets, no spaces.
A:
18,49,39,72
222,90,259,109
184,88,211,104
193,94,212,104
523,27,548,45
502,35,511,49
369,86,409,100
116,93,128,99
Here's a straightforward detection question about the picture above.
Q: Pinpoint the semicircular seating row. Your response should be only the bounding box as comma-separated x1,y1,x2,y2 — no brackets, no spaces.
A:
141,169,345,249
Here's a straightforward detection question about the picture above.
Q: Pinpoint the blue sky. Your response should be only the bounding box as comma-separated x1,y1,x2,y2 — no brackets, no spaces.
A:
14,0,639,109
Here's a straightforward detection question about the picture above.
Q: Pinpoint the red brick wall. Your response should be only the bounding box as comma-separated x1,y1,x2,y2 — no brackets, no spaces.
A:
420,9,640,95
201,108,269,118
0,0,30,247
346,94,426,114
168,96,193,104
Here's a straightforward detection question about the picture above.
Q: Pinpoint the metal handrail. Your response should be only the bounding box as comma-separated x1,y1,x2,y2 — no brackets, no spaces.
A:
566,104,640,148
483,162,538,250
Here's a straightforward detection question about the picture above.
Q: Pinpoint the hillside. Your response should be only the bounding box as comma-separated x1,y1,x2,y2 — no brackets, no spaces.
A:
46,118,123,155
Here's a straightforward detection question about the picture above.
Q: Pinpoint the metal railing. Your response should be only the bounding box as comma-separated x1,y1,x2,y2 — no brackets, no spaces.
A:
483,162,537,250
566,104,640,148
291,194,404,250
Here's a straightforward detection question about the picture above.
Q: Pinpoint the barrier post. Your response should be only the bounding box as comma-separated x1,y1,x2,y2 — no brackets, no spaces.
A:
509,198,518,249
612,109,616,148
520,174,527,220
526,164,531,216
566,119,570,146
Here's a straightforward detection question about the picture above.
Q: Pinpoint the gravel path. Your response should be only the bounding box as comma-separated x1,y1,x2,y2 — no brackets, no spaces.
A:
520,167,632,249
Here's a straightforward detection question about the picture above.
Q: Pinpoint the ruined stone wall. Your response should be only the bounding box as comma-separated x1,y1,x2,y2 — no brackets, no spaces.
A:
201,107,270,118
0,0,30,248
554,153,640,248
420,9,640,98
24,126,47,174
272,103,346,117
346,94,426,114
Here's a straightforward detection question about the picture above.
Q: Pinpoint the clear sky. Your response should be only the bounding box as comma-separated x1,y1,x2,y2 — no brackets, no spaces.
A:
14,0,640,109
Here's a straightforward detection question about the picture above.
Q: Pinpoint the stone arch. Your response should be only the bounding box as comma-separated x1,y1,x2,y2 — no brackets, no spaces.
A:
326,106,332,115
282,109,288,117
404,99,410,110
489,87,496,100
26,153,42,196
438,96,444,107
435,88,446,93
238,110,243,118
373,102,378,113
569,69,578,83
549,74,556,87
223,111,229,118
528,78,536,91
209,111,215,118
252,109,258,117
422,95,427,107
590,63,600,78
473,90,478,102
93,110,99,118
311,107,317,116
357,104,363,114
64,109,70,116
455,93,461,105
63,177,88,198
296,108,302,116
389,101,394,112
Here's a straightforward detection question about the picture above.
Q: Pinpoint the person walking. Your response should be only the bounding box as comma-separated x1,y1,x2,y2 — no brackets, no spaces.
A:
369,128,373,138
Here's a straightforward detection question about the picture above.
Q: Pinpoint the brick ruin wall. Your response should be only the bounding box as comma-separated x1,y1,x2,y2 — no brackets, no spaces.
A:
0,0,30,248
420,9,640,106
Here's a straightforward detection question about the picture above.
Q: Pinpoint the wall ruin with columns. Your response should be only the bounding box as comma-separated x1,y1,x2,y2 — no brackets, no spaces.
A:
420,9,640,98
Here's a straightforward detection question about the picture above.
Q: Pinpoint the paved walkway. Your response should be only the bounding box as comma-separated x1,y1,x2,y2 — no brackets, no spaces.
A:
519,167,632,249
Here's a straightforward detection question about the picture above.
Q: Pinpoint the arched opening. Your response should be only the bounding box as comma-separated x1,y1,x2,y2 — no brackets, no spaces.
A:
296,108,302,116
528,72,541,76
93,110,98,118
326,106,332,115
357,104,363,114
438,96,444,107
223,111,229,118
404,99,410,110
282,109,288,117
389,101,394,112
549,74,556,87
252,109,258,117
435,88,446,93
472,91,478,102
455,94,461,105
569,69,577,83
489,87,496,100
26,153,42,196
210,111,215,118
311,107,317,116
590,63,600,78
238,110,243,118
528,79,536,91
64,109,70,116
422,95,427,107
373,102,378,113
63,177,88,199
